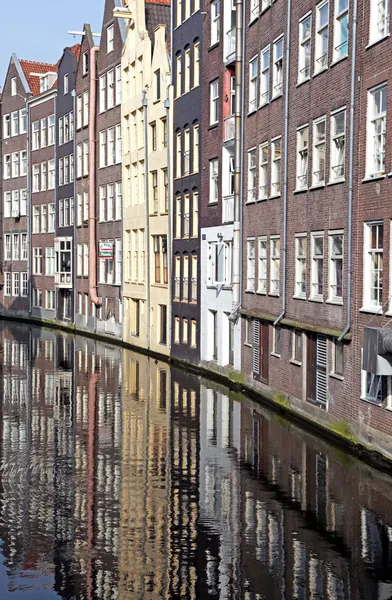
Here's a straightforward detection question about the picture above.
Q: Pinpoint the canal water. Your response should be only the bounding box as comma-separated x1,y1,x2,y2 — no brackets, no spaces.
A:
0,322,391,599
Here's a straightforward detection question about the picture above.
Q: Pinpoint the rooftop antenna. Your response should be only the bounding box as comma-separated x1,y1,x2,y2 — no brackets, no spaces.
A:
68,30,102,38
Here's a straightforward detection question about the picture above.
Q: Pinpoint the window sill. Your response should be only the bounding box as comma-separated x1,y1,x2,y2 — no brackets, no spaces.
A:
256,290,267,295
329,372,344,381
208,201,218,206
271,92,283,102
258,101,269,110
326,299,343,306
294,187,308,194
365,33,390,50
269,193,281,199
290,359,302,367
249,14,259,26
310,183,325,190
296,77,310,88
327,178,345,186
246,199,256,205
245,289,255,293
257,196,268,202
293,294,306,301
362,174,386,183
208,123,219,130
269,292,279,297
271,352,281,358
309,296,323,303
313,66,328,78
208,42,220,52
360,395,383,406
247,108,257,117
330,54,348,68
359,306,383,315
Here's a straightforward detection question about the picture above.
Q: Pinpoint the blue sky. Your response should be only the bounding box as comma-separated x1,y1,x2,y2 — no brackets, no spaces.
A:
0,0,103,86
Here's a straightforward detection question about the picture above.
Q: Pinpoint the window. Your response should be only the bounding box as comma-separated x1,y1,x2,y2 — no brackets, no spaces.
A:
20,190,27,216
315,1,329,72
313,117,326,185
83,244,89,277
176,54,182,98
259,47,270,107
12,272,19,297
292,330,302,362
182,318,189,344
174,316,180,343
192,191,198,236
99,130,107,168
41,205,47,232
32,165,40,193
11,77,17,96
151,171,159,214
245,317,253,345
250,0,259,19
83,141,89,176
271,138,281,195
33,289,42,308
258,237,267,293
364,222,383,309
48,115,55,145
107,69,115,109
158,305,168,346
176,0,182,26
115,182,122,220
193,124,199,172
77,144,82,177
247,239,256,291
370,0,389,43
295,235,307,297
115,64,122,105
99,186,106,222
48,204,55,232
77,95,82,129
107,24,114,53
41,162,47,191
311,233,324,299
12,152,19,178
184,48,191,93
83,92,89,127
161,117,167,148
64,73,69,94
184,129,190,174
33,248,43,274
3,155,10,179
11,190,19,216
150,122,157,152
191,254,197,300
20,233,27,260
191,320,197,347
3,114,10,138
4,192,11,218
46,248,55,275
270,236,280,294
367,85,387,177
32,121,39,150
330,109,346,180
20,150,27,176
4,273,11,296
211,0,220,44
296,125,309,189
19,108,27,134
334,0,349,59
209,241,232,286
183,255,189,300
100,75,106,112
48,159,55,189
248,149,257,202
41,118,47,147
4,234,11,261
272,37,283,97
249,57,258,111
298,15,312,82
11,111,19,136
107,127,115,165
193,42,200,87
210,79,219,125
12,233,19,261
273,326,281,355
333,340,344,376
20,273,28,297
33,206,40,233
329,231,343,302
46,290,56,310
209,159,219,203
77,245,82,276
174,256,181,298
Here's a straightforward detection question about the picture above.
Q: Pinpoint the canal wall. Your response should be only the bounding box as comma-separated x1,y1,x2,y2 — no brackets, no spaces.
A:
1,312,392,477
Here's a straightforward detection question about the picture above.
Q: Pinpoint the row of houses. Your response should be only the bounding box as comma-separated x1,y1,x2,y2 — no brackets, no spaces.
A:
2,0,392,455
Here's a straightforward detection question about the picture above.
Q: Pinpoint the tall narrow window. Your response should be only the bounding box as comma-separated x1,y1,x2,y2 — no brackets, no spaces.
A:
209,159,219,203
315,1,329,72
183,255,189,300
334,0,349,59
271,138,281,195
257,237,267,293
298,15,312,82
364,222,383,309
184,128,190,174
210,79,219,125
313,117,326,185
330,109,346,181
259,142,268,199
247,239,256,291
176,0,182,26
370,0,389,43
192,191,198,237
107,69,115,109
249,57,258,112
183,193,190,237
175,196,181,238
174,256,181,299
272,37,283,98
295,235,307,297
184,48,191,93
248,149,257,202
296,125,309,189
176,54,182,98
329,231,343,302
100,75,107,112
270,236,280,295
311,233,324,299
193,124,199,172
107,24,114,53
176,131,181,177
367,85,387,177
191,255,198,301
211,0,221,44
193,41,200,87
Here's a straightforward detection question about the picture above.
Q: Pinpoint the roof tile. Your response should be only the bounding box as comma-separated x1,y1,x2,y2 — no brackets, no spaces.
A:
19,59,58,96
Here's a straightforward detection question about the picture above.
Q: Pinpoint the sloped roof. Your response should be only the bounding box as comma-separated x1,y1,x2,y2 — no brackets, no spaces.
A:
145,1,171,51
19,59,58,95
70,44,81,59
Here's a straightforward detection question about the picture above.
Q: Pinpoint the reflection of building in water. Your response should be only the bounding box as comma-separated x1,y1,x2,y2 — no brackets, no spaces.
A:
119,354,171,599
198,383,242,598
169,368,199,600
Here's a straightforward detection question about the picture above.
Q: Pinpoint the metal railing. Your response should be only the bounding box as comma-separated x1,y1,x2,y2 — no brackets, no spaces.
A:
226,28,236,60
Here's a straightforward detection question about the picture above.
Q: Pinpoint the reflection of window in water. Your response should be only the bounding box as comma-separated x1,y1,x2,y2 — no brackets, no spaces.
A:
329,499,344,537
245,491,255,542
256,500,267,563
361,507,392,568
316,453,327,525
206,389,218,446
290,467,302,503
158,369,167,411
308,555,323,600
271,454,281,485
205,549,218,596
267,511,280,573
292,538,307,600
253,417,260,472
326,568,345,600
204,464,216,510
220,475,231,521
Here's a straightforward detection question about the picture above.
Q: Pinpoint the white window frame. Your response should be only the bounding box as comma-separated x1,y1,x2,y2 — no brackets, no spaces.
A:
369,0,390,44
211,0,221,44
315,0,329,73
260,46,270,106
257,236,267,294
249,56,258,112
271,137,281,196
259,142,268,199
333,0,349,60
311,232,324,300
209,158,219,203
366,84,387,178
210,79,219,125
298,14,312,83
330,108,346,181
363,221,383,310
328,230,344,303
246,238,256,291
270,236,280,295
296,125,309,189
312,116,326,185
272,36,283,98
294,234,307,298
247,148,257,202
107,24,114,53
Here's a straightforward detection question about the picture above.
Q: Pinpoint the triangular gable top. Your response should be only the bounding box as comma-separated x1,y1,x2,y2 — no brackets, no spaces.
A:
114,0,127,43
10,53,32,95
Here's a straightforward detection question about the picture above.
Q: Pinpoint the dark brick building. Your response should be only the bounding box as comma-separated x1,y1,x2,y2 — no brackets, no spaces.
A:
172,0,203,362
55,45,80,323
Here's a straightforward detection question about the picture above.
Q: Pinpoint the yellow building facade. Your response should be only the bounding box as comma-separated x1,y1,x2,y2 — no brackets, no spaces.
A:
119,0,172,355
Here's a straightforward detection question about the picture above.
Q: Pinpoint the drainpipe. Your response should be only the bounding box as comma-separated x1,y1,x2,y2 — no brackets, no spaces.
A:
165,88,172,350
338,0,358,342
53,92,58,316
27,98,32,314
142,89,151,350
273,0,291,327
72,89,77,323
232,0,243,311
88,46,102,307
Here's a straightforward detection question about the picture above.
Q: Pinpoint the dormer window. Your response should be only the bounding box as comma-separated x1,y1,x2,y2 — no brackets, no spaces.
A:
11,78,17,96
107,24,114,53
83,52,89,75
40,76,49,93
